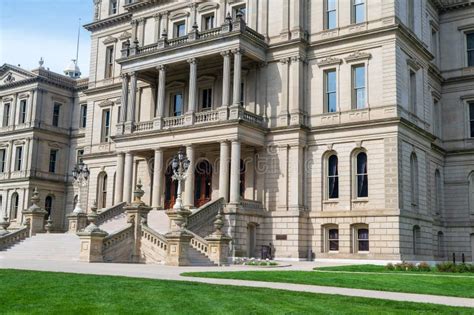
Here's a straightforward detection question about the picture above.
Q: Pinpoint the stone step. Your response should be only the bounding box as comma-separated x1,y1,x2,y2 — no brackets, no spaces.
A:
187,247,215,266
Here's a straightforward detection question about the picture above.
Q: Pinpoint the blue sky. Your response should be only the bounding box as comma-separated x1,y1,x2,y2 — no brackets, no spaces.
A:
0,0,92,76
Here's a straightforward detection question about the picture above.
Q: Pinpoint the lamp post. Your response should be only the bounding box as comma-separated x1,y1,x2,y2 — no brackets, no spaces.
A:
171,148,190,210
72,161,90,214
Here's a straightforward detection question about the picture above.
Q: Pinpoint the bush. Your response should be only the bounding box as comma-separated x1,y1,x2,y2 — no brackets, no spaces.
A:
385,263,395,271
436,262,456,273
417,262,432,272
394,262,416,271
457,263,470,273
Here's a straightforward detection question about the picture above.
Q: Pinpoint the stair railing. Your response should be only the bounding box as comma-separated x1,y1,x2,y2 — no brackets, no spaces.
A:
184,228,209,256
187,198,224,232
0,226,29,251
96,202,127,226
141,225,168,262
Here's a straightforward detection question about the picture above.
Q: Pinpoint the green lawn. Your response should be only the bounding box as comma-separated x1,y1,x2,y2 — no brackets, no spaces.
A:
1,270,472,314
315,264,474,274
182,269,474,298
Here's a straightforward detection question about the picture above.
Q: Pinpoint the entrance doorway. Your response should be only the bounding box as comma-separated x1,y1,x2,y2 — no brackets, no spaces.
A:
194,160,212,208
247,223,257,258
164,165,178,209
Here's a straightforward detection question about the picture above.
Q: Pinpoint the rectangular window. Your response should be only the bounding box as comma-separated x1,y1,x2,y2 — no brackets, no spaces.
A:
352,65,366,109
409,70,417,113
467,33,474,67
110,0,118,15
174,21,186,38
172,93,183,116
52,103,61,127
328,229,339,251
408,0,415,30
15,146,23,171
3,103,10,127
202,14,215,30
117,105,122,123
49,150,58,173
352,0,365,24
105,46,114,79
19,100,27,124
240,82,245,106
77,149,84,164
80,104,87,128
101,109,111,143
0,149,5,173
431,28,438,63
233,5,246,21
357,228,369,252
433,99,441,138
325,70,337,113
469,102,474,138
326,0,337,29
201,88,212,110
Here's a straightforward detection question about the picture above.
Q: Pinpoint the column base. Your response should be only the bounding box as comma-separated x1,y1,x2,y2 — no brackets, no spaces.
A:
289,112,305,126
218,106,229,121
184,112,195,126
124,121,134,134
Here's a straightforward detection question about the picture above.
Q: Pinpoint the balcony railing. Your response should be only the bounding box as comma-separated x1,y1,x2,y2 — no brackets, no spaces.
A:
121,16,265,59
195,110,219,124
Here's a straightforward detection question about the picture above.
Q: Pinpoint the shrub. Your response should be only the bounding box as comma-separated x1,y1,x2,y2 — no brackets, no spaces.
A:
417,262,432,272
385,263,395,271
457,263,470,273
394,262,416,271
436,262,456,272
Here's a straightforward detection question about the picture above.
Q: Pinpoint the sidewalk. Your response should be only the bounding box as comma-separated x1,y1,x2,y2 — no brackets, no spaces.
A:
1,258,473,308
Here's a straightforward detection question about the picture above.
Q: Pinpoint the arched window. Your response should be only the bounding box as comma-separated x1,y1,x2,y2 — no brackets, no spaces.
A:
73,195,78,210
434,170,442,216
45,196,53,219
328,155,339,199
10,192,19,220
410,153,419,206
413,225,421,255
437,231,445,258
97,172,108,209
356,152,368,198
352,224,369,253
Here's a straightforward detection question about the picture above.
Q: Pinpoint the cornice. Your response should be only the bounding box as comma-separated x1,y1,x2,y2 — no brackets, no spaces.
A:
84,12,132,32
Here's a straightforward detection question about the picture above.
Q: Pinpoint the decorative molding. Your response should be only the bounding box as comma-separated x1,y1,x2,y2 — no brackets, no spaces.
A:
3,73,15,84
166,80,186,89
460,94,474,101
198,3,219,12
407,58,422,71
103,36,118,45
13,140,26,146
2,97,13,102
119,31,132,40
98,99,114,107
169,10,190,20
197,75,216,82
344,51,372,63
48,142,62,149
18,93,30,99
317,57,342,67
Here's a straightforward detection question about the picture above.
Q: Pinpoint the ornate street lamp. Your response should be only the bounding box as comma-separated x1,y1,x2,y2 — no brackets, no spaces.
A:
171,148,190,210
72,161,90,214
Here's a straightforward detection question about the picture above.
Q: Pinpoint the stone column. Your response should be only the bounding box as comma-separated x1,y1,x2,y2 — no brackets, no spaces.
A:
289,56,304,125
125,72,137,133
290,0,303,39
152,148,164,209
123,152,134,203
154,65,166,129
154,14,161,42
187,58,198,114
279,58,290,126
131,20,138,43
138,18,145,46
183,145,195,209
29,89,36,126
219,141,230,202
280,0,290,40
288,144,304,211
115,153,125,203
221,51,231,108
160,11,169,36
229,140,241,204
120,74,129,123
232,49,243,107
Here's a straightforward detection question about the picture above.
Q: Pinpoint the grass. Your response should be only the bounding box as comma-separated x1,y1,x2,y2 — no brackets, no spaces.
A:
1,269,473,314
315,264,474,274
182,269,474,298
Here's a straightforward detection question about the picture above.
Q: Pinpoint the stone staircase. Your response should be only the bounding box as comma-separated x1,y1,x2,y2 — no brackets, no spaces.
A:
0,234,80,261
99,212,128,234
187,247,216,266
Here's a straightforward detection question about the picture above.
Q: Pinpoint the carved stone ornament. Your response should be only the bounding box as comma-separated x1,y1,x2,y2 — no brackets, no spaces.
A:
98,99,114,107
317,57,342,67
345,51,372,63
3,73,15,84
119,31,132,40
103,36,118,45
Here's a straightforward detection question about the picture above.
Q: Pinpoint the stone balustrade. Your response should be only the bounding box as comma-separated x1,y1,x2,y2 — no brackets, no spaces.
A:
96,202,127,226
140,225,168,263
0,226,29,251
187,198,224,233
187,229,209,256
102,224,134,262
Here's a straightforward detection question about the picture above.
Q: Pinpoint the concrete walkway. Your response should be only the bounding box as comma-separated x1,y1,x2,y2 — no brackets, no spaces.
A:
1,258,473,308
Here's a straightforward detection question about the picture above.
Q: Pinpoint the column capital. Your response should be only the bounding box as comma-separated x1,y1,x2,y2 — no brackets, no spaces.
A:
280,57,290,64
232,48,245,55
220,50,232,57
187,58,198,65
129,71,137,77
131,20,139,26
136,17,145,23
230,138,240,144
156,65,167,72
153,13,161,20
219,140,230,145
154,147,163,152
121,72,129,79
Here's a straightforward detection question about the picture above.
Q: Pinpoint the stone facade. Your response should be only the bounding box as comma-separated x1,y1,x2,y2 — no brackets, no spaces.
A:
1,0,474,262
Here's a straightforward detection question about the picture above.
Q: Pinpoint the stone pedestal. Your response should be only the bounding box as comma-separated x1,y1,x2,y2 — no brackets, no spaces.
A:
67,213,88,233
164,230,193,266
77,224,108,263
22,188,47,237
206,234,231,266
0,217,10,236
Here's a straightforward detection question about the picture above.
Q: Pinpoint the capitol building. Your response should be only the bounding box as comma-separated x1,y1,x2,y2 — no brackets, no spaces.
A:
0,0,474,264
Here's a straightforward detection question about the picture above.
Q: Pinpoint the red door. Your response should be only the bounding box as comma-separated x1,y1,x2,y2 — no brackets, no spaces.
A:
194,161,212,207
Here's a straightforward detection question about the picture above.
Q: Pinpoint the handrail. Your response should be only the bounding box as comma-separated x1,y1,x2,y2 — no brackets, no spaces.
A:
103,224,133,251
142,225,168,246
0,226,29,251
187,198,224,231
97,202,127,226
184,228,209,256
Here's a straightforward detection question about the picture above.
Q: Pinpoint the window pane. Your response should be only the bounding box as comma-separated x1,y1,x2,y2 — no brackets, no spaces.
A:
469,51,474,67
470,121,474,138
328,177,339,199
355,4,365,23
329,240,339,251
328,155,338,176
327,71,336,91
358,228,369,240
359,240,369,251
327,0,336,10
354,66,365,88
174,94,183,116
327,11,336,29
467,33,474,50
357,153,367,174
329,229,339,239
356,88,365,109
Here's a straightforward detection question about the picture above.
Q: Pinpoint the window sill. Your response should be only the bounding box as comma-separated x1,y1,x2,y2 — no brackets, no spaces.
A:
352,198,369,203
357,251,370,254
323,200,339,204
327,251,339,254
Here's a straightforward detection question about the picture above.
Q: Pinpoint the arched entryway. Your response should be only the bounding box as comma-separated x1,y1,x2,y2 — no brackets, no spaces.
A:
164,165,178,209
194,160,212,207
